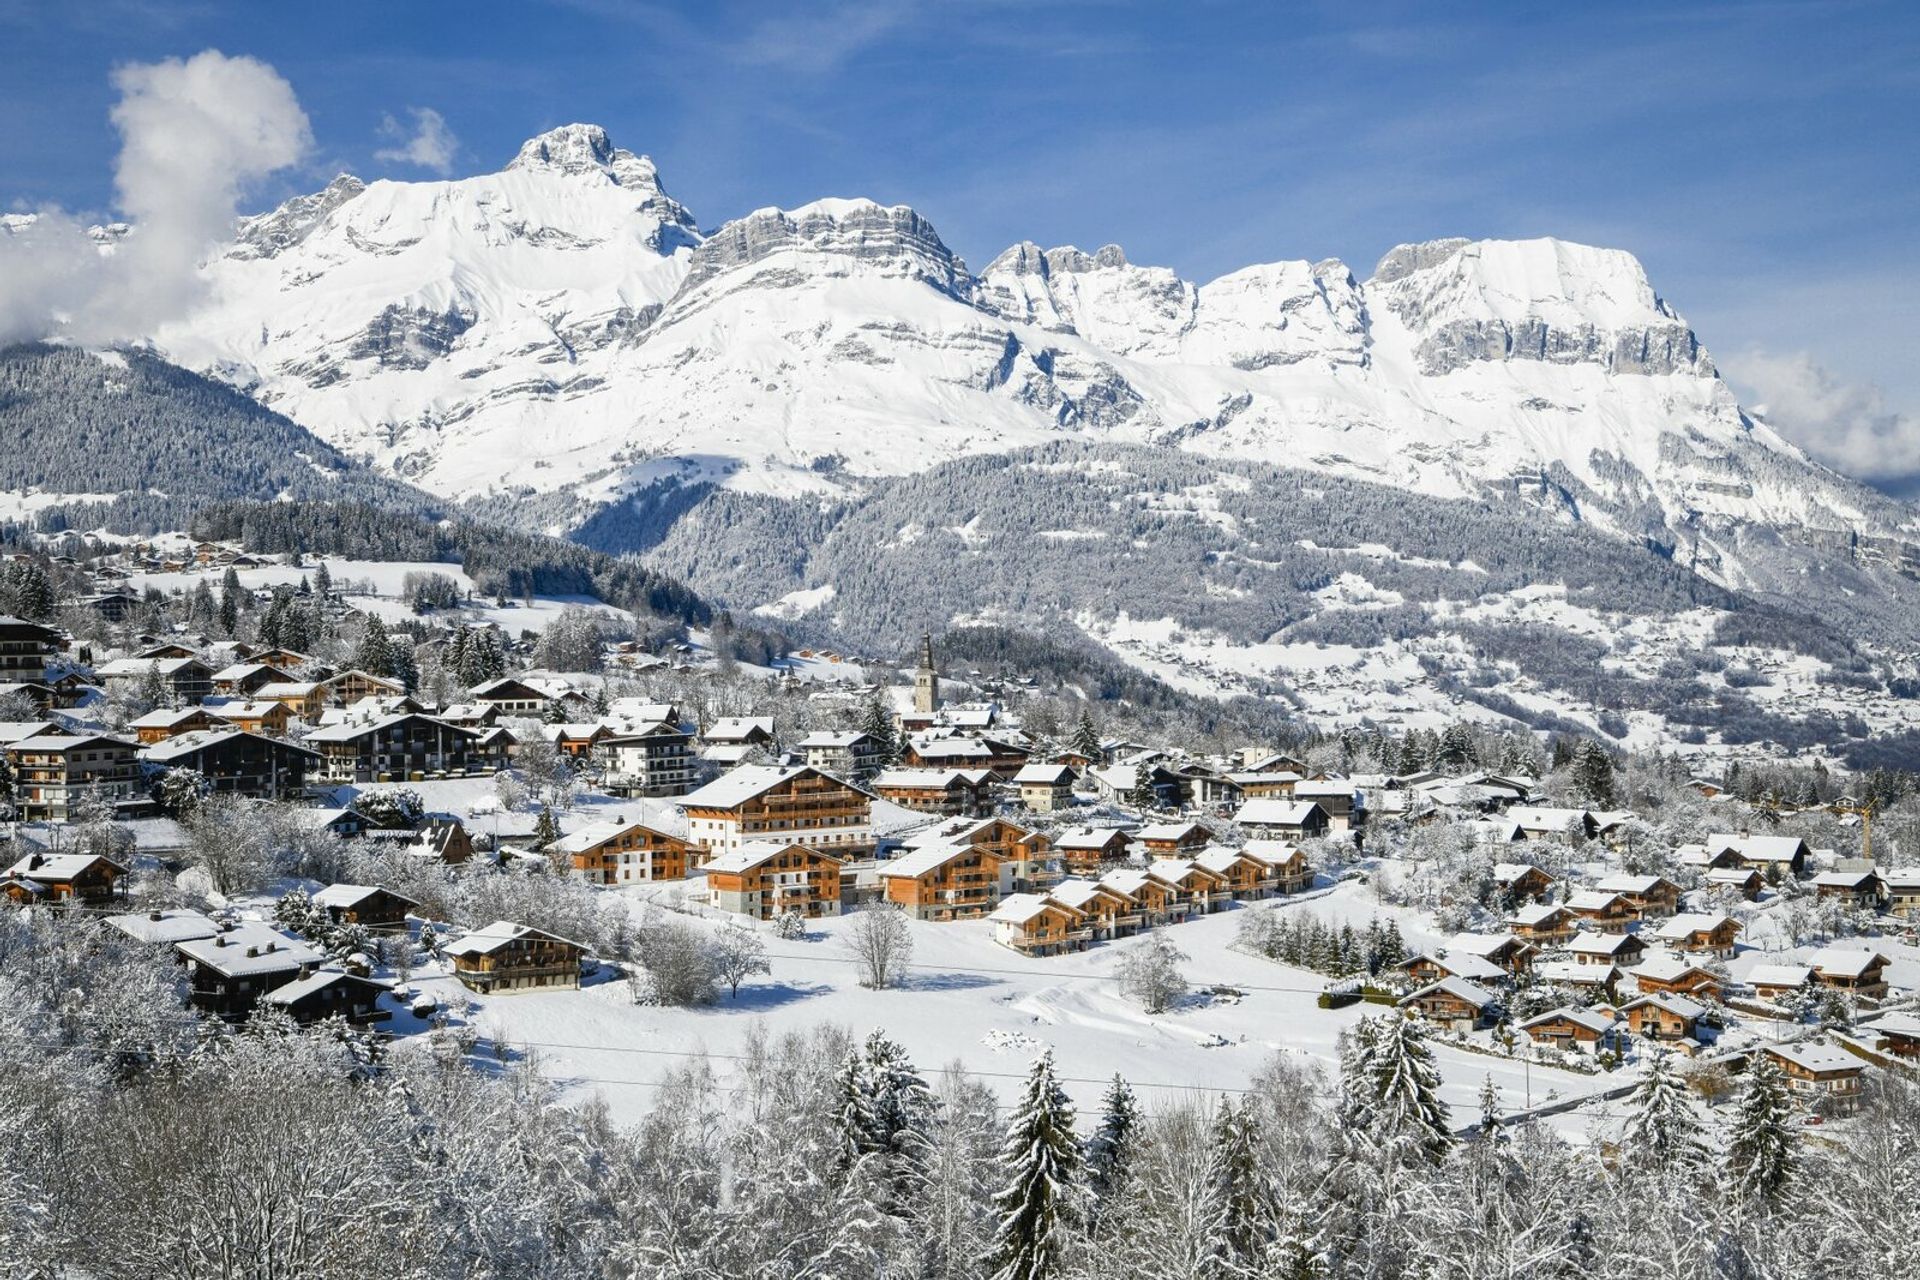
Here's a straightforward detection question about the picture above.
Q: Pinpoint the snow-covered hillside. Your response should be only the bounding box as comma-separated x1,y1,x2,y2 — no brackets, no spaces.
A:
150,123,1917,587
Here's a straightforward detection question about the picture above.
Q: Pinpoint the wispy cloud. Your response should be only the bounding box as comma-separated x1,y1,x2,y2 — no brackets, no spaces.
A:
1730,349,1920,493
730,0,910,74
375,106,458,175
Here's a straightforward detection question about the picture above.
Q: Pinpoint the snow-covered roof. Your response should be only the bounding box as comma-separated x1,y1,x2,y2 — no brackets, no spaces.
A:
1747,963,1813,988
1412,951,1504,982
1622,990,1707,1020
988,892,1067,925
1137,821,1209,843
1097,868,1151,898
1811,868,1880,888
311,882,417,910
1239,838,1304,864
6,851,124,882
1594,873,1671,894
177,925,321,976
872,767,985,789
1654,913,1736,941
264,968,391,1007
1233,799,1323,827
1521,1005,1616,1034
1012,763,1076,785
1401,976,1498,1008
1047,878,1122,911
1507,903,1571,926
1568,931,1639,957
1493,862,1549,884
879,842,990,879
1533,960,1617,986
798,730,869,748
105,907,220,945
1052,825,1133,850
1509,806,1591,831
1808,946,1887,977
1146,857,1216,887
704,716,775,742
1446,932,1526,959
1631,952,1715,983
1708,833,1806,862
443,919,584,957
681,765,804,809
1564,890,1627,912
1765,1041,1859,1074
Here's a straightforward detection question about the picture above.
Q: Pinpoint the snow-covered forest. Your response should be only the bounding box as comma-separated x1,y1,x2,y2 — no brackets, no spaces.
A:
3,905,1912,1279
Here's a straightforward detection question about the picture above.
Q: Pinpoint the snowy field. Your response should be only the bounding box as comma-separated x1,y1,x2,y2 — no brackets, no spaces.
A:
378,879,1625,1140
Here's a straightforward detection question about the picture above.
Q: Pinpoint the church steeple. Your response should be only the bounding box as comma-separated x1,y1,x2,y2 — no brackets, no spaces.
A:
913,632,939,714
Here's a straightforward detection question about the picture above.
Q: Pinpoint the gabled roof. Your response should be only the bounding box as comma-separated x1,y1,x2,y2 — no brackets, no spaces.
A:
1012,762,1077,785
1493,862,1551,885
140,728,319,763
703,839,842,875
1631,952,1717,983
1509,806,1592,831
1812,868,1881,888
310,883,418,911
1521,1005,1616,1034
872,767,990,789
1594,873,1675,895
684,765,828,810
704,716,775,741
1146,857,1223,888
1047,878,1129,911
1405,951,1505,982
798,730,874,749
1747,963,1813,988
1564,889,1629,912
1507,902,1573,927
443,919,585,957
176,925,321,976
5,851,126,882
1137,821,1211,843
1052,824,1133,850
1807,946,1888,977
1621,991,1706,1020
1708,833,1808,862
988,892,1072,925
1400,976,1498,1009
105,907,220,945
1765,1041,1861,1074
263,968,392,1007
1533,959,1619,986
1233,799,1325,827
1654,913,1737,941
1568,931,1641,957
879,841,996,879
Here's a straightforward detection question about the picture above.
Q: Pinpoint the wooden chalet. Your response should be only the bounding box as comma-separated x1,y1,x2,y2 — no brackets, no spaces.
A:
1652,912,1741,958
553,820,694,884
8,732,142,821
1630,952,1724,999
1192,846,1280,900
1445,932,1538,975
1705,867,1766,900
304,713,483,784
1521,1006,1619,1054
1098,868,1179,926
255,680,327,722
987,892,1090,956
1808,946,1891,1000
596,721,698,798
127,704,231,744
1563,889,1637,933
1568,931,1647,969
1747,963,1814,1002
797,730,887,778
1593,873,1682,918
1506,903,1578,947
898,817,1056,893
1050,826,1134,874
1136,821,1214,854
878,842,1002,920
1761,1041,1863,1115
1146,858,1231,915
310,883,419,929
1233,798,1331,840
177,925,323,1019
262,969,392,1026
1811,868,1885,908
469,676,564,716
2,851,126,905
139,728,318,799
210,661,294,697
704,841,845,920
1402,951,1507,987
681,765,874,857
1709,833,1810,878
1858,1011,1920,1060
321,669,407,707
1492,862,1556,904
445,921,586,994
1508,806,1598,843
1621,992,1708,1044
871,767,996,817
1880,869,1920,918
1045,878,1143,941
0,616,59,685
1398,979,1499,1030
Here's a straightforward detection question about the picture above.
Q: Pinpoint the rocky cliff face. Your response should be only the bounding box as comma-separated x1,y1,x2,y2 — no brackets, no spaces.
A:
142,123,1916,625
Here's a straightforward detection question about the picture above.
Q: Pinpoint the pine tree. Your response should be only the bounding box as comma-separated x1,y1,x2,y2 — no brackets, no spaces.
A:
355,616,394,677
1727,1056,1799,1202
988,1051,1080,1280
1083,1074,1140,1206
1346,1013,1451,1164
1069,709,1101,760
532,806,560,849
218,566,243,636
1570,739,1616,807
1127,765,1158,813
859,695,898,768
1375,918,1407,971
1477,1074,1501,1139
1624,1051,1706,1176
312,559,332,600
1212,1096,1269,1268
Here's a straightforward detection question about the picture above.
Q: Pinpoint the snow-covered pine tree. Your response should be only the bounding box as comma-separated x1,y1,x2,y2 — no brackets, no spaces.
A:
988,1051,1080,1280
1212,1096,1270,1269
355,615,394,677
532,806,560,849
1355,1013,1452,1164
1083,1074,1139,1207
1623,1051,1707,1177
1069,710,1100,760
1477,1074,1501,1139
1726,1055,1798,1202
859,696,898,768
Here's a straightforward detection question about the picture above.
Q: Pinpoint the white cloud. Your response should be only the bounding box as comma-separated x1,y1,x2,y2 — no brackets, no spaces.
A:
375,107,458,175
1731,349,1920,489
0,49,310,346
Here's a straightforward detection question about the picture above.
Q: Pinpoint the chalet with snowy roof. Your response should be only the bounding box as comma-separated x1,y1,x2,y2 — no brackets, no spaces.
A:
1807,946,1891,1000
1630,953,1723,1000
444,921,586,994
2,851,126,906
1705,867,1766,900
1146,858,1231,915
1229,771,1301,799
1233,799,1331,841
542,721,613,759
139,729,319,799
1521,1006,1619,1054
1181,767,1242,809
902,816,1055,891
681,765,873,857
1292,780,1357,832
7,732,141,822
1620,992,1708,1045
305,713,483,783
469,676,565,716
1709,833,1809,877
1399,977,1499,1030
254,680,326,721
1050,825,1133,873
1445,932,1538,974
703,841,845,920
871,767,996,817
552,820,693,885
105,907,220,947
1568,931,1647,969
1193,846,1278,900
1506,903,1578,947
1240,840,1314,894
1882,868,1920,918
1136,821,1214,854
128,704,231,744
987,893,1090,957
1653,912,1741,958
263,969,392,1026
900,735,997,771
1046,878,1143,940
1508,807,1597,843
1012,762,1078,813
879,842,1002,920
1747,963,1814,1002
1403,950,1507,987
177,924,322,1019
1593,873,1682,918
1858,1011,1920,1059
1811,867,1885,908
1492,862,1555,904
97,655,213,704
210,661,294,697
1762,1041,1864,1114
1098,868,1177,926
1532,959,1622,999
310,883,419,929
0,617,59,685
595,721,697,798
1563,889,1637,934
798,730,887,778
320,669,407,708
703,716,777,752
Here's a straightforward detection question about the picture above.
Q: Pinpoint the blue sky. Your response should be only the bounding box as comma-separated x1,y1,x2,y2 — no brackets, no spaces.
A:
4,0,1917,482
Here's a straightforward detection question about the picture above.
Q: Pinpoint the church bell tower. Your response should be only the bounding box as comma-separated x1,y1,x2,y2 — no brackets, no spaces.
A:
913,633,939,714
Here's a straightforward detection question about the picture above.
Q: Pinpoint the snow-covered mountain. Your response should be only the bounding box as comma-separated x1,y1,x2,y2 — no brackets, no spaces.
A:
152,124,1918,615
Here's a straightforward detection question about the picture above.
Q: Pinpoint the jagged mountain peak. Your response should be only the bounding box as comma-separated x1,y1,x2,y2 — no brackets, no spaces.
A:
680,195,969,298
505,122,667,192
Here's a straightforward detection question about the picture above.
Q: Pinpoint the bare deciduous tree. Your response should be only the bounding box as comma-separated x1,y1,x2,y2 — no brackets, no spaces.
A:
845,903,913,990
